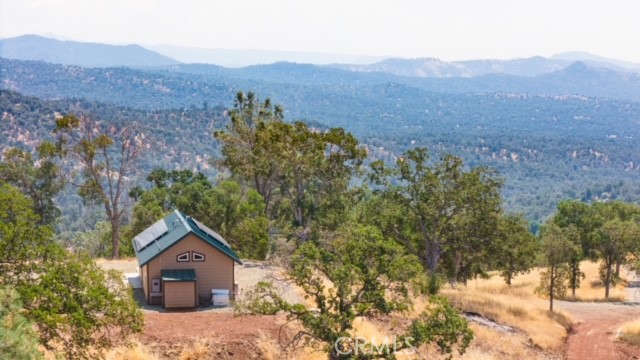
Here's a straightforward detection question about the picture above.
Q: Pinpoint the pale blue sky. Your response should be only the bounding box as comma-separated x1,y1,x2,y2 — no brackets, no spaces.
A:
1,0,639,62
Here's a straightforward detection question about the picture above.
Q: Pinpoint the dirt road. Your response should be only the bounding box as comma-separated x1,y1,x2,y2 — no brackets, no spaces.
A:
558,299,640,360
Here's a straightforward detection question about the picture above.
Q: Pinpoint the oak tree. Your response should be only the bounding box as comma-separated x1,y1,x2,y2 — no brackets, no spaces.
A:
54,115,142,259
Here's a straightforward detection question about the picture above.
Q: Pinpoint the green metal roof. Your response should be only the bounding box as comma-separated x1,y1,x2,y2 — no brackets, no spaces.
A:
161,269,197,282
133,210,242,266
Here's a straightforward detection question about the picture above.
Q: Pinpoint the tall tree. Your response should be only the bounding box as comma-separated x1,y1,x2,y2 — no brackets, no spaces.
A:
214,91,284,214
536,223,580,311
53,115,142,259
369,148,503,282
216,93,366,239
493,214,539,286
594,218,639,299
269,121,365,236
552,200,592,296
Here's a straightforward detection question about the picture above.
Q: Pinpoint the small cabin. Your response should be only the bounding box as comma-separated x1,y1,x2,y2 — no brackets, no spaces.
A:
132,210,242,308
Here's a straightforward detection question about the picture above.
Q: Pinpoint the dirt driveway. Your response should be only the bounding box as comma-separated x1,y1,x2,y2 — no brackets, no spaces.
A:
558,299,640,359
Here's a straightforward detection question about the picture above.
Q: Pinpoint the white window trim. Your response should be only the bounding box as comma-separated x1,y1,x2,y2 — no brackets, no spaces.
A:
177,251,190,262
192,251,205,262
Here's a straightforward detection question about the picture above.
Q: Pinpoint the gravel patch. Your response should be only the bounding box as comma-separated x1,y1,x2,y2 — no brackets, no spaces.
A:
235,261,303,305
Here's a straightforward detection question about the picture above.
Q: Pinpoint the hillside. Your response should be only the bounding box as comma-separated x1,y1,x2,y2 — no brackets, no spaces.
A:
0,35,179,67
3,80,640,223
5,57,640,107
3,54,640,222
0,90,225,177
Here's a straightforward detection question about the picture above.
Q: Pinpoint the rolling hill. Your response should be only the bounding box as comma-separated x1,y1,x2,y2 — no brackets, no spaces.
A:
0,35,179,67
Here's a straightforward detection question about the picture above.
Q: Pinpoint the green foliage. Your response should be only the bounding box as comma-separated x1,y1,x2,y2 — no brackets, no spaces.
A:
0,286,43,360
127,170,271,259
237,225,419,355
594,216,640,298
0,184,144,359
214,91,283,215
69,221,113,257
550,200,640,299
0,183,54,284
536,224,581,310
369,147,503,282
237,225,472,359
409,296,474,360
0,146,64,225
493,214,540,285
199,181,271,259
536,265,571,309
215,92,366,240
18,252,144,359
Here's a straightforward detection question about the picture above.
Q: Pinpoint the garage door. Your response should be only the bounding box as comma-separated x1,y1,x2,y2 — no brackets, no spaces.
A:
164,281,196,308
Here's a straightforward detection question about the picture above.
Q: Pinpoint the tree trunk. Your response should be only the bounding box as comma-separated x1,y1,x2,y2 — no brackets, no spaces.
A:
605,256,612,300
111,217,120,259
615,261,621,279
425,240,441,275
571,261,577,297
549,265,555,312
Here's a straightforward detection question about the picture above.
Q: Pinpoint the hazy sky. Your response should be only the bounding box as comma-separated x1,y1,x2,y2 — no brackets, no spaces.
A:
1,0,639,62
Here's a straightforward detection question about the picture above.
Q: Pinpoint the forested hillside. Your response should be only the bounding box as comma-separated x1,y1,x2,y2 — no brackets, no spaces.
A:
3,57,640,221
0,90,225,176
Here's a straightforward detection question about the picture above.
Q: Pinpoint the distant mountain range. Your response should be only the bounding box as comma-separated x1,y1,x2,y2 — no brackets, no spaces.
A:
331,54,640,78
3,34,640,78
145,44,386,68
3,56,640,108
0,35,179,67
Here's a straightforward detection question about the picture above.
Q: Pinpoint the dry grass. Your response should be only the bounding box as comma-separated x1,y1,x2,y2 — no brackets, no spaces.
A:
178,338,211,360
255,330,291,360
106,340,158,360
95,257,139,273
561,261,628,302
618,319,640,347
440,271,572,352
458,324,548,360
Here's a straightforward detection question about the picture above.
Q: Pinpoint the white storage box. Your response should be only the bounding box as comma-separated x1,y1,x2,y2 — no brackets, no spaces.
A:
211,289,230,307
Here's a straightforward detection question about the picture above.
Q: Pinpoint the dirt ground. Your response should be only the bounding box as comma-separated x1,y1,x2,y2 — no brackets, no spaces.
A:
557,275,640,360
558,301,640,360
139,312,290,359
99,259,300,358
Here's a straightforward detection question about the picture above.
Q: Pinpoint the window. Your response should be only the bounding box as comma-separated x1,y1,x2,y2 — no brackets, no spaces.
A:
177,252,190,262
192,251,205,262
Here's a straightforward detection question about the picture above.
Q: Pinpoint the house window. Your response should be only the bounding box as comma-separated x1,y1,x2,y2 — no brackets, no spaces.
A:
192,251,205,262
177,252,190,262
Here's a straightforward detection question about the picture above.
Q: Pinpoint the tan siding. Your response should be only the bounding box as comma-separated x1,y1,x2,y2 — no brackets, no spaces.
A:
141,265,148,301
164,281,196,308
146,234,234,302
